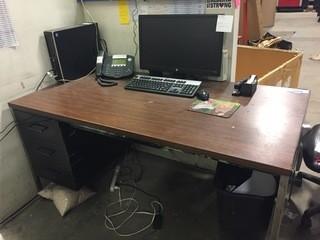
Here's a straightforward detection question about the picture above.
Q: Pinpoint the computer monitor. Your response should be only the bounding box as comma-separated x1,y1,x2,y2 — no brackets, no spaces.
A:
139,14,224,77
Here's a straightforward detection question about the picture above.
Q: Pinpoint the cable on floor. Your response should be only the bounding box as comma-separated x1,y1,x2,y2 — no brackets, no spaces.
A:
104,195,163,237
104,147,164,237
104,184,163,237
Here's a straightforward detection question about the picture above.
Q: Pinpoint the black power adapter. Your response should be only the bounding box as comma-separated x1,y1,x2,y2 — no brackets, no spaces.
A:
153,213,163,230
153,203,163,230
232,75,258,97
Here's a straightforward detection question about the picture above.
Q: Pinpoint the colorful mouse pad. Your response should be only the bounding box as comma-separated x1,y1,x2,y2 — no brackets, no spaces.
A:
189,99,240,118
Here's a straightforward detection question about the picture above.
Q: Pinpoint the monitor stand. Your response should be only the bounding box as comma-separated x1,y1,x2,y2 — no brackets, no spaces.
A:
149,71,163,77
169,72,199,81
149,70,197,80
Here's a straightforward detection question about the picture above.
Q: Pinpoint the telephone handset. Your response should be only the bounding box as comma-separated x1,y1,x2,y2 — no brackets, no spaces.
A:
96,50,134,87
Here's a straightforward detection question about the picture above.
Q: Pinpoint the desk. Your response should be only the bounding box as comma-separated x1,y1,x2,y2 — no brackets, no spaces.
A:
9,76,310,239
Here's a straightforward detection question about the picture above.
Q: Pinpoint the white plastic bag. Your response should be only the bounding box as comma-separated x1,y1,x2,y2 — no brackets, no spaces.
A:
38,183,95,216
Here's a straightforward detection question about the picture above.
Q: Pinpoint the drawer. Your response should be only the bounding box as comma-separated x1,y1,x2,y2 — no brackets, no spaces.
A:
27,142,72,174
38,167,78,190
19,119,63,145
14,110,64,145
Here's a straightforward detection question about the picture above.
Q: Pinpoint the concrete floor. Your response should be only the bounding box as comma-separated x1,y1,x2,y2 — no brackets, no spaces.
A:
1,12,320,240
270,12,320,240
269,12,320,125
0,152,224,240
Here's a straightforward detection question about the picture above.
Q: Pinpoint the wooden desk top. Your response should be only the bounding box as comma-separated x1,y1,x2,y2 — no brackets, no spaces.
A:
9,76,310,175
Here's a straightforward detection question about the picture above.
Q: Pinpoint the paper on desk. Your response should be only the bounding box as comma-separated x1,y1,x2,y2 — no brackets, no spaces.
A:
216,15,234,33
192,101,215,110
189,99,240,118
233,170,277,197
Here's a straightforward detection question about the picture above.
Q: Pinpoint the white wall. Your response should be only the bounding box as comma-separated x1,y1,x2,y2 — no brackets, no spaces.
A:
81,1,139,67
206,5,240,81
82,1,239,81
0,0,84,221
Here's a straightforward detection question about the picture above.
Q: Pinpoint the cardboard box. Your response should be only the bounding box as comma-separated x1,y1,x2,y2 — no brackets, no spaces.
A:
236,45,303,88
239,0,277,42
239,0,264,42
261,0,277,27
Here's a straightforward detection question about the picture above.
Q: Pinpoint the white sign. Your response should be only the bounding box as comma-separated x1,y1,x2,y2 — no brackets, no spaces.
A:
96,56,103,64
216,15,234,33
138,0,205,15
207,0,232,9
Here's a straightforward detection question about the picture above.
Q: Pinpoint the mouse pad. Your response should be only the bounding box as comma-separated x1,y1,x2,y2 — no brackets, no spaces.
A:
189,99,240,118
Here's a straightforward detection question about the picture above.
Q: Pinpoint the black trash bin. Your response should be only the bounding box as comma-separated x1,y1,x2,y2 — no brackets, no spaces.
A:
214,162,276,240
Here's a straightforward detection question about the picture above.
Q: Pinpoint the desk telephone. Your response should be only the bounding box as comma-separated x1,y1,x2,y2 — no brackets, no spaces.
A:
96,50,134,87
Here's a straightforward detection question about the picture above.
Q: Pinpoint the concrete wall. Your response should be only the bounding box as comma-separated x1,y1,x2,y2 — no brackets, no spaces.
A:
0,0,84,221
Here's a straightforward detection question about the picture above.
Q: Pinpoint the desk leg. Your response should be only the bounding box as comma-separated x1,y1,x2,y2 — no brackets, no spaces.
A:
267,175,289,240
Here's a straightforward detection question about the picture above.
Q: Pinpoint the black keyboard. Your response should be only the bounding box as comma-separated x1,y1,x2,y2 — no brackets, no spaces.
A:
124,75,202,98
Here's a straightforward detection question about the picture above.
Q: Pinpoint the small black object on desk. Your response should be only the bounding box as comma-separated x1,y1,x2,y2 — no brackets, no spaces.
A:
96,77,118,87
196,89,210,101
232,75,257,97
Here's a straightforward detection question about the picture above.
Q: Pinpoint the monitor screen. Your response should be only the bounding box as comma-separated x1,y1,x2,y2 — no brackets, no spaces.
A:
139,14,224,77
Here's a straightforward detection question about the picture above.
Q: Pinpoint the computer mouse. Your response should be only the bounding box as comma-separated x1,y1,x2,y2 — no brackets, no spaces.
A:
196,89,210,101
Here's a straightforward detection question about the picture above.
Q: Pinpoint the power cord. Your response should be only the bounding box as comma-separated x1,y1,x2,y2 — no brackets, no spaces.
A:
104,195,163,237
104,148,164,237
96,77,118,87
131,0,139,57
85,67,96,78
100,38,109,54
0,116,50,143
104,183,164,237
80,0,101,54
0,120,15,135
3,56,95,142
0,195,40,227
80,0,95,23
0,124,17,143
35,70,54,91
1,71,55,143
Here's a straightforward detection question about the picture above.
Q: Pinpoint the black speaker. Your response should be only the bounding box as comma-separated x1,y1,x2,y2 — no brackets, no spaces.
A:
44,23,99,82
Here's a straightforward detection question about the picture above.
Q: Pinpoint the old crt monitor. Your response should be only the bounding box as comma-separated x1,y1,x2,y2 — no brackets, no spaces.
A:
139,14,224,77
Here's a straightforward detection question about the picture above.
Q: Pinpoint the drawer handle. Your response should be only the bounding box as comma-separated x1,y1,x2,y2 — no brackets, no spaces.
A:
37,147,55,157
28,123,48,133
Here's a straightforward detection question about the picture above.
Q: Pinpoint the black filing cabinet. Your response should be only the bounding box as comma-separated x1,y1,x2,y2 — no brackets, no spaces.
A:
12,109,126,190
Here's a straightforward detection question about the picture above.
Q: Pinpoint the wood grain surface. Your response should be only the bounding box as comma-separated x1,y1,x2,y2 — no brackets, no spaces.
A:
9,76,310,175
